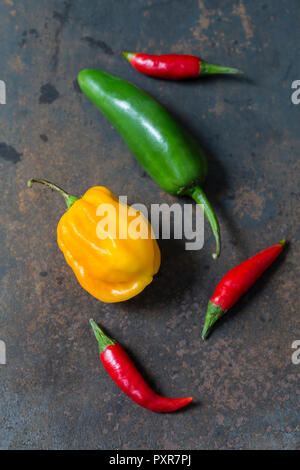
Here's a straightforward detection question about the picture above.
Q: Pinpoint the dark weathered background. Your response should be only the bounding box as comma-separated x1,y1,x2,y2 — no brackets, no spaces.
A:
0,0,299,450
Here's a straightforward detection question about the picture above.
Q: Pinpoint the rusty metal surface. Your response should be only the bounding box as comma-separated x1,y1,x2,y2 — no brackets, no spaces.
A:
0,0,299,450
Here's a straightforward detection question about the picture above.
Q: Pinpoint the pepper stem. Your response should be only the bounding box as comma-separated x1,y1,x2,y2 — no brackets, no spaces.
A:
27,178,78,209
90,319,116,354
202,301,226,340
186,185,221,259
200,61,242,76
122,51,135,62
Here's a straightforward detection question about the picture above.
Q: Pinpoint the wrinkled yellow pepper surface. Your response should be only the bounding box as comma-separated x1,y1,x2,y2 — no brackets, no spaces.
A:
28,179,161,302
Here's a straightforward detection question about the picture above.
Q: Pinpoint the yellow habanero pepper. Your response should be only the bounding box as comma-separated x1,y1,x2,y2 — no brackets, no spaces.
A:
27,179,160,302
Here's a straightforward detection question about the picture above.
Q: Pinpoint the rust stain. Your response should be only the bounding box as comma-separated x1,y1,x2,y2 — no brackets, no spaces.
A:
277,278,298,306
9,54,25,74
147,38,155,49
191,28,209,44
197,0,212,30
208,97,225,117
170,40,192,54
233,185,265,220
1,0,299,451
233,0,254,45
190,1,215,43
18,96,27,105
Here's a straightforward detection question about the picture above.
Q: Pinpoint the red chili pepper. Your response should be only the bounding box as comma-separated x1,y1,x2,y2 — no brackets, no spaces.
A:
90,320,193,413
122,52,242,80
202,240,286,340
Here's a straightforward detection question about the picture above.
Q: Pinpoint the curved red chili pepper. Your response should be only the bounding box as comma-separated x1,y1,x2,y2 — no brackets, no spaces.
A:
202,240,286,340
90,320,193,413
122,52,242,80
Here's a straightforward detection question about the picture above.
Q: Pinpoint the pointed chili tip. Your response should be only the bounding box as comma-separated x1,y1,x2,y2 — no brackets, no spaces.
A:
27,179,33,188
122,51,135,62
279,239,286,247
174,396,194,411
201,325,210,340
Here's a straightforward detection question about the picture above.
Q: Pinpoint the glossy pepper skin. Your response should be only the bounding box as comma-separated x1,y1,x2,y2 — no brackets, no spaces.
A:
202,240,286,339
27,179,160,303
122,52,242,80
78,69,221,258
90,320,193,413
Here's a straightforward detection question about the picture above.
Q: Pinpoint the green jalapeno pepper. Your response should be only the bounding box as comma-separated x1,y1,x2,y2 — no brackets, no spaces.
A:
78,69,221,259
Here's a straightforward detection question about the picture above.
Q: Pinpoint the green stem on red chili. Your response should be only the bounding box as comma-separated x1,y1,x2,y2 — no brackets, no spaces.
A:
202,240,286,339
90,319,193,413
122,52,242,80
